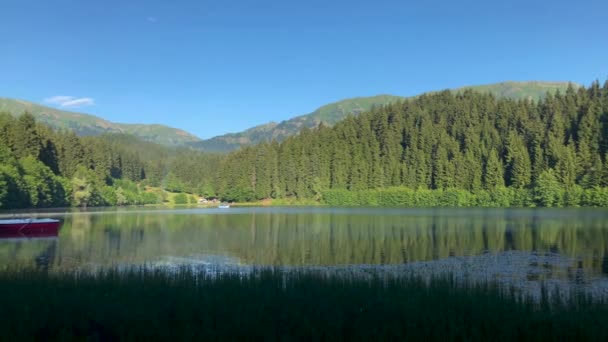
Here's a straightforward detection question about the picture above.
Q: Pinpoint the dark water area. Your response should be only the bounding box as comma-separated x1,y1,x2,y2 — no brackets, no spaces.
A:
2,207,608,295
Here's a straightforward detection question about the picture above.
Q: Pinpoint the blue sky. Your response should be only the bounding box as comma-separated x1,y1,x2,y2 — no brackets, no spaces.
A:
1,0,607,139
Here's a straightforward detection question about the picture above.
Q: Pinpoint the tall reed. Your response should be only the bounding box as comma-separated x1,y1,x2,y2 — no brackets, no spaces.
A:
0,267,606,340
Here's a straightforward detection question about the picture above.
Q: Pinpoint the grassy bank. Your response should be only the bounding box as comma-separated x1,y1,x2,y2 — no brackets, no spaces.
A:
232,197,323,207
322,186,608,207
0,268,606,340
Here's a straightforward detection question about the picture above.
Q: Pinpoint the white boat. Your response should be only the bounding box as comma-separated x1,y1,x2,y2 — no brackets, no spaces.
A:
218,204,230,209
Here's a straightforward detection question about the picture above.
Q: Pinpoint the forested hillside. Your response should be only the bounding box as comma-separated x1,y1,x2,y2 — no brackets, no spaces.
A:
216,81,608,207
0,113,219,209
2,81,606,209
0,81,573,153
192,82,574,152
191,95,403,152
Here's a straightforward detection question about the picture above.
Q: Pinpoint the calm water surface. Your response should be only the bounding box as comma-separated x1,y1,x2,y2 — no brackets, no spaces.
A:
2,207,608,283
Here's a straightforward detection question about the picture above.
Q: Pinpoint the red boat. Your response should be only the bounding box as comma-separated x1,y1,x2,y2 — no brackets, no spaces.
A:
0,218,62,238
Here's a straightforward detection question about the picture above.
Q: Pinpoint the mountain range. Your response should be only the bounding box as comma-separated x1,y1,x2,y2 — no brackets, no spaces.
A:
190,81,576,152
0,98,201,146
0,81,576,151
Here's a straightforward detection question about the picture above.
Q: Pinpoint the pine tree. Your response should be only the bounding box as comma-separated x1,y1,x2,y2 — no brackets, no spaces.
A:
483,149,505,189
555,143,577,188
506,131,532,188
13,112,42,159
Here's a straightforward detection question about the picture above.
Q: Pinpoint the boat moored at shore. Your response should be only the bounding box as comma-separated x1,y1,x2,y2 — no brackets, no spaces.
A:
0,218,62,238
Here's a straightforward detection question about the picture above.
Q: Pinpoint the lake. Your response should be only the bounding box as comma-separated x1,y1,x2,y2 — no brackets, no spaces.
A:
2,207,608,296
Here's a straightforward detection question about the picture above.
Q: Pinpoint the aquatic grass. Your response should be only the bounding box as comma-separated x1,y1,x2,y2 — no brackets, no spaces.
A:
0,267,607,340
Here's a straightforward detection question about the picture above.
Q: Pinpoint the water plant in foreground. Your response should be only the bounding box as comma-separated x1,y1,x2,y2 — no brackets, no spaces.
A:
0,268,606,340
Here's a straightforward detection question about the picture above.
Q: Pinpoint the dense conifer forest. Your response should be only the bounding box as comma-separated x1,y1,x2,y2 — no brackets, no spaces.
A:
2,80,608,209
0,112,220,209
218,80,608,206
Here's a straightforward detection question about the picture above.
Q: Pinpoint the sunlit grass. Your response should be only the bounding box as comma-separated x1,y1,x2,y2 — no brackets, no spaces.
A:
0,268,606,340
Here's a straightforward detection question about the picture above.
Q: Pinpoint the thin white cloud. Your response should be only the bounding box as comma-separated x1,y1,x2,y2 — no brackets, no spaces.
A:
61,98,95,108
147,16,157,23
44,96,74,105
44,96,95,108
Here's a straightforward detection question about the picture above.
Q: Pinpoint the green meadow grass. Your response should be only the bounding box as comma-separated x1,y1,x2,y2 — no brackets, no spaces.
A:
0,268,606,340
